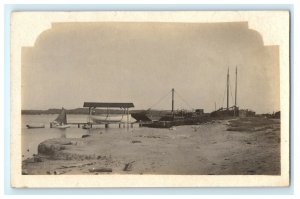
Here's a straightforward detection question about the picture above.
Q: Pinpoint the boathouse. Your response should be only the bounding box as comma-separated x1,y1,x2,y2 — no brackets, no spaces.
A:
83,102,135,128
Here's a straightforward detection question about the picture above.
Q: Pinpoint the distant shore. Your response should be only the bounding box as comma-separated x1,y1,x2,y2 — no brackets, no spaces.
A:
22,117,280,175
21,108,171,115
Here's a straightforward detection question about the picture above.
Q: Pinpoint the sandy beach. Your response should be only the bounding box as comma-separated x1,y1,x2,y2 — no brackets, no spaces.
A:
22,117,280,175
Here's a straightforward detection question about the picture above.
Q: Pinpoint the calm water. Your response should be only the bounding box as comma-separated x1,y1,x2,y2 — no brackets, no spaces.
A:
22,114,137,160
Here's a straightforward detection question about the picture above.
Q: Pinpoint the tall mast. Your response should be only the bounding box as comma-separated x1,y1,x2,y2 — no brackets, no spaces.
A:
235,66,237,107
227,68,229,110
171,88,174,115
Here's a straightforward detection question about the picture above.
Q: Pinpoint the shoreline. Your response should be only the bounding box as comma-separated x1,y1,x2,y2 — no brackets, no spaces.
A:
22,118,280,175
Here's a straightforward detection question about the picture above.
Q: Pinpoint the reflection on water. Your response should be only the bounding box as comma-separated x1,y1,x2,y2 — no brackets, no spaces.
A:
22,114,137,160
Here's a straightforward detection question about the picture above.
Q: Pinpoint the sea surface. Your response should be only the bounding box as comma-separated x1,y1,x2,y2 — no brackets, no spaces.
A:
22,114,137,160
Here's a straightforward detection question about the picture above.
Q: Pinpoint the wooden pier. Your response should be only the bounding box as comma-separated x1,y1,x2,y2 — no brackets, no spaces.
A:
50,122,135,129
50,102,135,129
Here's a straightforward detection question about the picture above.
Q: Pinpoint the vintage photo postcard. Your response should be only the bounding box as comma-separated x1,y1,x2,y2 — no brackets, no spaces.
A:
10,11,290,187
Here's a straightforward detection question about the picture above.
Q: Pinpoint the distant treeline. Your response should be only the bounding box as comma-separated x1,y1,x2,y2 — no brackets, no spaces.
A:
21,108,171,115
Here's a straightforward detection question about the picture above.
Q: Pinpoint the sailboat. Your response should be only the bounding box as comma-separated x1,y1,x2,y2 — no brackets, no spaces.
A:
210,67,239,117
51,108,70,129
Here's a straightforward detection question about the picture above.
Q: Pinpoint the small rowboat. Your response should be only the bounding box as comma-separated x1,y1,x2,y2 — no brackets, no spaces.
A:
26,124,45,129
82,123,92,129
54,124,70,129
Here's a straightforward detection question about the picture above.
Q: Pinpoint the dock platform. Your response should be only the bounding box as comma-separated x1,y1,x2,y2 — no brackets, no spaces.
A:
50,122,135,128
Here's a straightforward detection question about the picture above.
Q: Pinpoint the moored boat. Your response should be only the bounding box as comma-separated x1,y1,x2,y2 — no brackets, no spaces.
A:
82,123,92,129
54,124,70,129
51,108,70,129
26,124,45,129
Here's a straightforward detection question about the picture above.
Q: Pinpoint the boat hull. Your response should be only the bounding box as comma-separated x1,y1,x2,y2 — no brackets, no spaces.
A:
54,125,70,129
90,115,124,124
131,112,163,122
26,124,45,129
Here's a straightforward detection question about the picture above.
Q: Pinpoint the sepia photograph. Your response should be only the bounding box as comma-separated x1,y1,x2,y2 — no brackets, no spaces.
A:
10,11,290,187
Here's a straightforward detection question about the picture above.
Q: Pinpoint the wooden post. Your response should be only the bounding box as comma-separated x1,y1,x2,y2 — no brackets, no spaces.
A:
78,124,80,128
171,88,174,117
119,123,121,128
88,107,91,123
126,108,129,129
50,123,52,128
105,124,109,128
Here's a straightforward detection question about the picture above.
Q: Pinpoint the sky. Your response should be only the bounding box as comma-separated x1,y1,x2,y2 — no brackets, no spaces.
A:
21,22,280,113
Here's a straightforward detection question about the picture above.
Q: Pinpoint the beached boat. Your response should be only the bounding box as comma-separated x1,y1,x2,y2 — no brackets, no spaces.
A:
131,89,204,126
26,124,45,129
131,111,163,122
51,108,70,129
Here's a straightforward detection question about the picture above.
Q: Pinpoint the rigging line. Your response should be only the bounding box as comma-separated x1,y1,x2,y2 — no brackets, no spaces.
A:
148,90,172,110
174,90,193,110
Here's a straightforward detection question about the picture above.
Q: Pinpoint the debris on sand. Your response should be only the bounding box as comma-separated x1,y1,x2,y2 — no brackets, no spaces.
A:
89,167,112,173
169,126,176,130
136,135,160,139
45,170,65,175
82,134,91,138
59,165,77,169
123,161,135,171
132,140,142,144
54,170,60,175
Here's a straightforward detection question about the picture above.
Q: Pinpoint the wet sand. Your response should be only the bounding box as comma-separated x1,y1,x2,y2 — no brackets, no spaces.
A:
22,117,280,175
